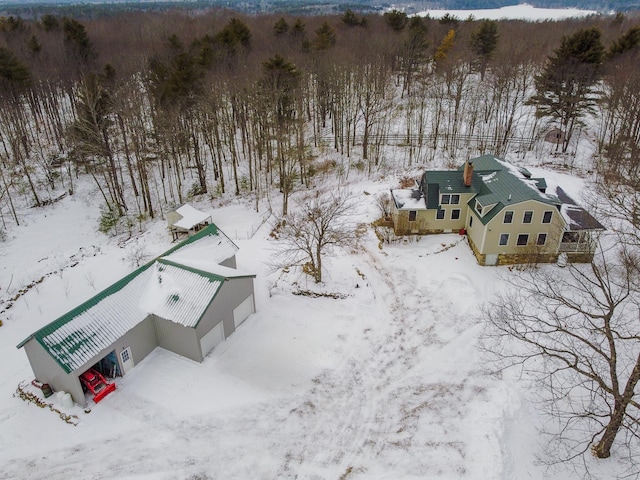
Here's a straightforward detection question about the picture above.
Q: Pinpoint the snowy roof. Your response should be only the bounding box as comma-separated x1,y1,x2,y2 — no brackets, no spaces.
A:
17,224,247,373
391,188,426,210
162,223,239,265
170,204,211,230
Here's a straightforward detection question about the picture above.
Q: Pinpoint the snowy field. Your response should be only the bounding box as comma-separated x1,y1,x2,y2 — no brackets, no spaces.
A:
0,161,626,480
416,4,601,21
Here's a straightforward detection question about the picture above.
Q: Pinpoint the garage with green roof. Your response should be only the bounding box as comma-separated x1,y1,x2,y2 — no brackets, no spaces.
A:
17,224,256,407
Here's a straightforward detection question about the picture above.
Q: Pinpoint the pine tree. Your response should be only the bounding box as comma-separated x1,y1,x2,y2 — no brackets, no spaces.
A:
313,22,336,50
608,26,640,58
470,20,498,79
384,9,408,32
528,27,604,153
273,17,289,36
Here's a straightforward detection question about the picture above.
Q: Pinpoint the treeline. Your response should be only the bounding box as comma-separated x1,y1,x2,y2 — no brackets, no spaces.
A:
0,9,639,232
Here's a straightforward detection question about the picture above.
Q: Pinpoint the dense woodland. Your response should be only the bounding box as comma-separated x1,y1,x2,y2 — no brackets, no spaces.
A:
0,9,639,234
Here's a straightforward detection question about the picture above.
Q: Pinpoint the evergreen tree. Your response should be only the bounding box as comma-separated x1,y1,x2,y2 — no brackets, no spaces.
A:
608,26,640,58
384,9,408,32
470,20,498,79
341,9,361,27
529,27,604,153
273,17,289,36
62,17,94,63
40,14,58,31
313,22,336,51
0,47,31,93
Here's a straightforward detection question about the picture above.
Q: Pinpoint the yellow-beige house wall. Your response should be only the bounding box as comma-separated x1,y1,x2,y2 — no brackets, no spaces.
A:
466,199,566,265
392,192,477,235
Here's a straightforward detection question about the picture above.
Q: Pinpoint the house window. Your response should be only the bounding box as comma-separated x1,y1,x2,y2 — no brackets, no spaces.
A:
441,194,451,204
475,201,483,214
436,209,445,220
409,210,417,222
451,194,460,205
523,211,533,224
537,233,547,245
504,211,513,224
499,233,509,246
542,211,553,224
451,209,461,220
517,233,529,246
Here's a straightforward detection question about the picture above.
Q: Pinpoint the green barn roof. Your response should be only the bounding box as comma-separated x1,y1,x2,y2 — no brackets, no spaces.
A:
17,224,242,373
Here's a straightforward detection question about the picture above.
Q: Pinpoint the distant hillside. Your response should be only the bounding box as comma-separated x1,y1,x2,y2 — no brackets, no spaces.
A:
415,1,638,13
0,0,637,18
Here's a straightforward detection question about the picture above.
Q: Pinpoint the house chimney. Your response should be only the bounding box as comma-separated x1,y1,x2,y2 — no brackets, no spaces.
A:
463,161,473,187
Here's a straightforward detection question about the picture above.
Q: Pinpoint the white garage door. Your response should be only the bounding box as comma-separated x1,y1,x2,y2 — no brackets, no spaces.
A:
233,294,254,329
200,321,224,358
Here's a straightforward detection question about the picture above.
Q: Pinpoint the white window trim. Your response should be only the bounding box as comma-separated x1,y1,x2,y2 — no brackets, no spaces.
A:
516,233,529,246
499,233,509,246
503,210,514,224
537,232,548,246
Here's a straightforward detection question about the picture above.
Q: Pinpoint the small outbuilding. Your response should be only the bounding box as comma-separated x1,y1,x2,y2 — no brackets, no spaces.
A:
544,128,566,145
167,203,212,241
17,224,256,407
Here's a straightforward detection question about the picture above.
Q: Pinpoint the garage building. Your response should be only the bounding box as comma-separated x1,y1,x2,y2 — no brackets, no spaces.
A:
17,224,256,407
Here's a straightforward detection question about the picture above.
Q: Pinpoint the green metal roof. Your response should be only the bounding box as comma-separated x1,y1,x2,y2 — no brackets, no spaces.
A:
418,155,562,225
17,223,243,373
420,171,482,209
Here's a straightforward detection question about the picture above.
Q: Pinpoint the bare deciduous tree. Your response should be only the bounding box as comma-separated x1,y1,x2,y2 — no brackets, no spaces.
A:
271,188,357,283
483,247,640,469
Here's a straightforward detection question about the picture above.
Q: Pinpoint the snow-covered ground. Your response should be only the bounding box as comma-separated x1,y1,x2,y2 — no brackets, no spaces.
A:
416,4,601,21
0,163,624,480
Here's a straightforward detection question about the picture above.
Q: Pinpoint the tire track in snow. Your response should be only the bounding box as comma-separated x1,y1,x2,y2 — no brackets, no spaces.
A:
269,245,464,478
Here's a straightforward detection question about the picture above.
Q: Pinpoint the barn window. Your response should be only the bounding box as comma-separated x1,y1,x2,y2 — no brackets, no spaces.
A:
408,210,417,222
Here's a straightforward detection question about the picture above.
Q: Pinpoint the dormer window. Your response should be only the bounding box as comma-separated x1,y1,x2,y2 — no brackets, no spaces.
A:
475,200,483,215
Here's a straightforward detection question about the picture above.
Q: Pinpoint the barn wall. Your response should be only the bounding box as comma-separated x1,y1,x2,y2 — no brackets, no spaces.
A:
23,339,85,407
115,316,159,367
196,277,255,341
220,255,237,269
154,315,201,362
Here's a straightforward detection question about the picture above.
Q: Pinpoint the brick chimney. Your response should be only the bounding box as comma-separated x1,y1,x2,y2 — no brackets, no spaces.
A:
463,161,473,187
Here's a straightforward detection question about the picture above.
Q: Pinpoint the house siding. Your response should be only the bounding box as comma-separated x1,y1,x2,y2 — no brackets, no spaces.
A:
480,200,564,257
392,192,475,235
